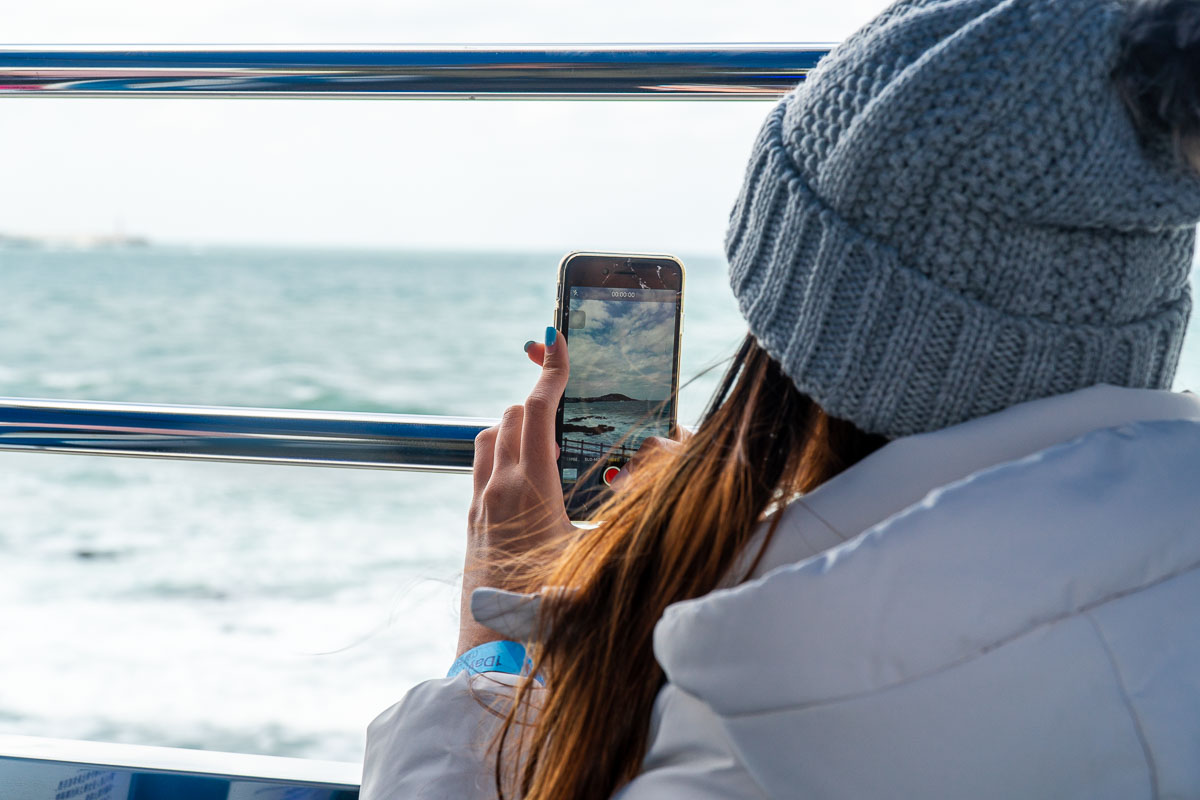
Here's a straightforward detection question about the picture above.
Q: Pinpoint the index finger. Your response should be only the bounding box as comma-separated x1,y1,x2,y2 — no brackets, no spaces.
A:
520,326,569,465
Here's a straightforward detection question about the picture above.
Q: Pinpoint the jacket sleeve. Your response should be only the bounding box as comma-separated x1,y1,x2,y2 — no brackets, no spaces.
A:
361,671,535,800
361,674,763,800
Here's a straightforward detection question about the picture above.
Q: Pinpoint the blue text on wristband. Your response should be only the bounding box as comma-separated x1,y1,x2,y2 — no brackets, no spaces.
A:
447,640,532,680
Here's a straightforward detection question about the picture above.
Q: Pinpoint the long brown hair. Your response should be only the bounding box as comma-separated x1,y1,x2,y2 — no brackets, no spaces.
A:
497,333,886,799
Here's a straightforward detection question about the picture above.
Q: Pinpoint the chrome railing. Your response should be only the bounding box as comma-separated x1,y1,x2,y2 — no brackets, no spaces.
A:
0,45,828,99
0,45,830,470
0,397,489,472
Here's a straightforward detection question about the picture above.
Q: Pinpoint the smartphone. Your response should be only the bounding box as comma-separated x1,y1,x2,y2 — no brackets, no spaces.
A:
554,251,685,519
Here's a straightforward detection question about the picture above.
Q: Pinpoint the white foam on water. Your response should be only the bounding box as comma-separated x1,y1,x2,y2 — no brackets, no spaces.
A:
0,451,473,760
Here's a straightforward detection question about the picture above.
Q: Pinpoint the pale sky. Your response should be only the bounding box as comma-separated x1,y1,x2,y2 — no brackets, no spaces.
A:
566,297,677,401
0,0,891,254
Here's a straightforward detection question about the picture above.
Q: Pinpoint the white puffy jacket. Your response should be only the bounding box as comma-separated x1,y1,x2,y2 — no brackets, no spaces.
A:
362,385,1200,799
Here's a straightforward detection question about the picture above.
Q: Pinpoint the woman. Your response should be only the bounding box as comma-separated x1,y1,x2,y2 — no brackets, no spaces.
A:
364,0,1200,796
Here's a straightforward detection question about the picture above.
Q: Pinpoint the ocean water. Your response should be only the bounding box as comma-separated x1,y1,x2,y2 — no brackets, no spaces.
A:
561,399,669,449
0,245,748,763
0,246,1197,764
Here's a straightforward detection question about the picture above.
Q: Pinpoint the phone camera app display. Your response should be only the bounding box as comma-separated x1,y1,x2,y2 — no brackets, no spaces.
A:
560,285,678,514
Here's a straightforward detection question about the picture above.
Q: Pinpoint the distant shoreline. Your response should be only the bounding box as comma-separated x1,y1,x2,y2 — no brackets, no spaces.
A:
0,232,149,250
564,393,639,403
565,394,670,404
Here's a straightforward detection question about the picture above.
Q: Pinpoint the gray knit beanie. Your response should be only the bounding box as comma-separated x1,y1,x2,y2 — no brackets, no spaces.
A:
728,0,1200,438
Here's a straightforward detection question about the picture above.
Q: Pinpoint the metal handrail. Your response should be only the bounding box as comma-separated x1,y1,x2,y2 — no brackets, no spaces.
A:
0,397,491,472
0,46,829,470
0,45,830,99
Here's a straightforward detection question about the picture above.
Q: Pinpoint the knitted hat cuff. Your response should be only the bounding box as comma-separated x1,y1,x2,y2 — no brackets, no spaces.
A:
727,104,1192,439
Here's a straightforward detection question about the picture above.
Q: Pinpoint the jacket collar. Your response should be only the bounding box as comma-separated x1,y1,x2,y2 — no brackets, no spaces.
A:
746,386,1200,578
655,400,1200,724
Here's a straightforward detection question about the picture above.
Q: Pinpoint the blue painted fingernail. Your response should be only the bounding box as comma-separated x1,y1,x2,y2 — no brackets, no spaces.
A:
523,340,536,353
545,326,557,349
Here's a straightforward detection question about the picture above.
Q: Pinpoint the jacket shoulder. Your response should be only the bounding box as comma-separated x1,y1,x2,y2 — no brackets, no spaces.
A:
651,419,1200,797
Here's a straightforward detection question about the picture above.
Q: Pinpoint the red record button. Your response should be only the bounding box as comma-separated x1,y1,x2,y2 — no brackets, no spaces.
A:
602,466,622,486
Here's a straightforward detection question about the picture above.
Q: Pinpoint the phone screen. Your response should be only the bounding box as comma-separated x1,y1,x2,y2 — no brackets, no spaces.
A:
557,257,682,518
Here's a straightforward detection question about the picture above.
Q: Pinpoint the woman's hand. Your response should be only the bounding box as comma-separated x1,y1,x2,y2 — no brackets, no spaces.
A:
458,327,575,655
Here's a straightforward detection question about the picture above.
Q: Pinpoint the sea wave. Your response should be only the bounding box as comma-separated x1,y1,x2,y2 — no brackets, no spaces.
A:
0,245,745,760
